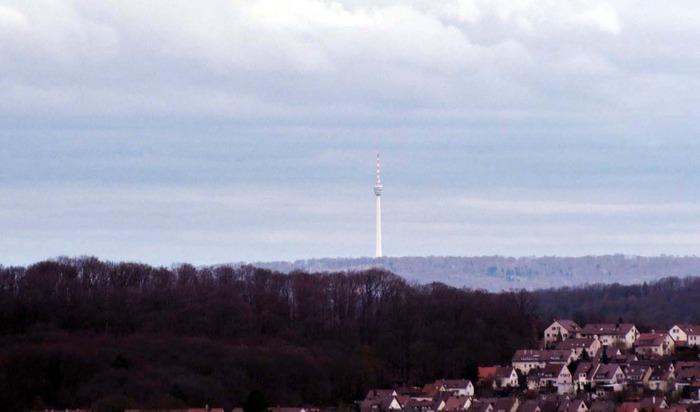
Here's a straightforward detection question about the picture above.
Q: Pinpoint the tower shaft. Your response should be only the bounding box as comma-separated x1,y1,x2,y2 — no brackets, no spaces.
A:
374,153,383,258
376,195,382,257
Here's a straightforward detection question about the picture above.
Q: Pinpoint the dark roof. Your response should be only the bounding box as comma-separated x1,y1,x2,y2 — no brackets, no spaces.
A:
581,323,636,336
553,320,583,333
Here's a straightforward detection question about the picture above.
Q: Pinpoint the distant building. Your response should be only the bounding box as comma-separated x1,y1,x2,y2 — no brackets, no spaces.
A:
579,324,639,348
669,324,700,347
544,320,582,347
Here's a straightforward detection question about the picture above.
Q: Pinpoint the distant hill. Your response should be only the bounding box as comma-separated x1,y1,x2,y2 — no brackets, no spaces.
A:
242,255,700,291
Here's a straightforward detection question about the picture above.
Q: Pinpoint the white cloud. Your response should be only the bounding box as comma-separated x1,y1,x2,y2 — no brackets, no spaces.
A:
1,0,683,118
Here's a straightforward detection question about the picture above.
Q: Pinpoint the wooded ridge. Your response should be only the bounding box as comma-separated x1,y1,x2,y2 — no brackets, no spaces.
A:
0,257,697,411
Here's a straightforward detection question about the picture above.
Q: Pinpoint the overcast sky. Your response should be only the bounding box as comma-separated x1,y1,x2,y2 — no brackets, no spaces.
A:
2,0,700,266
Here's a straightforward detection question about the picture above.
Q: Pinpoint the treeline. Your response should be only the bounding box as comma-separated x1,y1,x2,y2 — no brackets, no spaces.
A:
0,257,539,412
534,276,700,330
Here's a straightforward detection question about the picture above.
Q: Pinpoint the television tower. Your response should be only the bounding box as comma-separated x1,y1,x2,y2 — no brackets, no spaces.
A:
374,153,383,258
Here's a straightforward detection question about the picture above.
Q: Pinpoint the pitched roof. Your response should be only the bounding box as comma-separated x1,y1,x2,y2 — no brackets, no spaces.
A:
365,389,398,400
512,350,572,363
589,401,615,412
495,366,517,379
624,365,651,381
581,323,636,336
443,396,471,411
574,362,599,380
615,402,640,412
518,400,541,412
493,398,519,412
479,366,499,380
636,333,670,347
674,324,700,335
433,379,472,390
593,364,622,380
552,320,583,333
566,400,587,412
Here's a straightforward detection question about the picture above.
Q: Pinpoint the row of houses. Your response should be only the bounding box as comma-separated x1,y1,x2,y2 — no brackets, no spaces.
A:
544,321,700,351
501,321,700,396
358,387,700,412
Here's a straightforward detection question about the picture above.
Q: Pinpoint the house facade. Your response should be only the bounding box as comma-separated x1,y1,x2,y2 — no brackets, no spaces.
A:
556,338,600,360
635,333,675,357
544,320,583,347
580,324,639,349
669,324,700,347
512,350,575,374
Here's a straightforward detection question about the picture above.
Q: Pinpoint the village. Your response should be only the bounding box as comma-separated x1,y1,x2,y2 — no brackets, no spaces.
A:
39,322,700,412
352,322,700,412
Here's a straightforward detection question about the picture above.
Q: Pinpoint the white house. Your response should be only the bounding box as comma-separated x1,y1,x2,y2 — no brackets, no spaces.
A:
544,320,583,346
526,364,573,394
493,367,519,389
579,324,639,349
669,324,700,347
432,380,474,397
512,350,575,374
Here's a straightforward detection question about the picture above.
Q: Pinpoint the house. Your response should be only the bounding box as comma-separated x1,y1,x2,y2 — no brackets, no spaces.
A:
431,380,474,397
673,365,700,393
573,362,599,391
545,320,583,346
537,394,572,412
580,324,640,348
493,366,519,389
493,398,520,412
470,400,494,412
556,338,600,360
403,398,445,412
270,408,319,412
564,400,588,412
518,400,541,412
592,364,625,391
442,396,472,412
635,333,675,357
616,402,642,412
396,387,425,398
526,364,573,394
512,350,575,374
669,324,700,347
614,398,667,412
359,390,400,412
611,354,638,367
589,401,616,412
639,396,668,411
648,369,675,393
125,409,225,412
624,364,653,390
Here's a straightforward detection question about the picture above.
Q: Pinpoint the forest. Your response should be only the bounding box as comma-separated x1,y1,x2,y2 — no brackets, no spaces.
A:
0,257,698,411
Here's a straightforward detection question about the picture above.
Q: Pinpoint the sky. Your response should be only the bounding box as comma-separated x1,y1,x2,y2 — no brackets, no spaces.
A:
2,0,700,266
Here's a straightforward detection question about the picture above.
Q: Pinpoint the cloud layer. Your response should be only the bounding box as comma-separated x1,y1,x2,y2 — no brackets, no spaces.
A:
2,1,700,265
1,0,698,122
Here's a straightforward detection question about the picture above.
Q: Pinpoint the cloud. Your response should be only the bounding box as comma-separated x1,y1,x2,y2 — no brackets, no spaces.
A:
2,1,700,263
2,0,691,122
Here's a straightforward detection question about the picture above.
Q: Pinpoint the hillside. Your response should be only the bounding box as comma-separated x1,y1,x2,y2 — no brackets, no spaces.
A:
1,257,700,411
245,255,700,291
